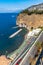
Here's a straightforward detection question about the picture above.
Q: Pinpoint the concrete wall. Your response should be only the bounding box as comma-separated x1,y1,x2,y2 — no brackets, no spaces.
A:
19,31,43,65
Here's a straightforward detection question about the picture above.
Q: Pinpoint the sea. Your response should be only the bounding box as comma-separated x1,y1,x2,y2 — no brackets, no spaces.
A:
0,13,27,55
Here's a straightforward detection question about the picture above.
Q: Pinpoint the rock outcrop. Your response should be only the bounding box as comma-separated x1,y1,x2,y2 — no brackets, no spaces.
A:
17,3,43,29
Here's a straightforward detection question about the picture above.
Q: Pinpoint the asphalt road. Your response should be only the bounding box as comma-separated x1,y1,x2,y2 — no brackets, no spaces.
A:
9,36,37,65
19,31,43,65
9,31,43,65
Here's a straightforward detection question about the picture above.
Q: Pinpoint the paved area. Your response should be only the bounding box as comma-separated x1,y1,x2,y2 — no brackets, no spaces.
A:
9,36,37,65
8,31,43,65
19,31,43,65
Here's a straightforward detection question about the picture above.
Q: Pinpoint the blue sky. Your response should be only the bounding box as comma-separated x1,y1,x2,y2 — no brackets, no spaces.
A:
0,0,43,12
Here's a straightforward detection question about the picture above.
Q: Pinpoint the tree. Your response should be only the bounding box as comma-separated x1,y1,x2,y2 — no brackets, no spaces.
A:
35,42,42,50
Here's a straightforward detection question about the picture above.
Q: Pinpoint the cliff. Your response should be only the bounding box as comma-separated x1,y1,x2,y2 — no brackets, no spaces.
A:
17,3,43,29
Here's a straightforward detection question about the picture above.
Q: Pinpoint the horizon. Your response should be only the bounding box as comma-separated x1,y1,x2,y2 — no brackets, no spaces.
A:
0,0,43,13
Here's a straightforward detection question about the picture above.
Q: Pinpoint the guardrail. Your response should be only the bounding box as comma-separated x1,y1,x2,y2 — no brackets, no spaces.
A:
8,31,43,65
19,31,43,65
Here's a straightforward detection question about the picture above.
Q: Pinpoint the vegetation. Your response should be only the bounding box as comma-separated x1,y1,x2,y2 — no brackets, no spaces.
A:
31,27,33,30
35,41,43,50
21,9,28,14
35,42,42,50
38,26,43,31
21,9,43,15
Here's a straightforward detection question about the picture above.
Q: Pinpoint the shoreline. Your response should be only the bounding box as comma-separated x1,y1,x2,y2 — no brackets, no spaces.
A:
0,55,11,65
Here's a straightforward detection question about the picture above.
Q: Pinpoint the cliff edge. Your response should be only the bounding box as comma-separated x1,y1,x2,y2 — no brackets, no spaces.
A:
17,3,43,29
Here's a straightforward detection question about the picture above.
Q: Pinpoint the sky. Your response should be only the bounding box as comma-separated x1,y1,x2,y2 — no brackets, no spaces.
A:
0,0,43,12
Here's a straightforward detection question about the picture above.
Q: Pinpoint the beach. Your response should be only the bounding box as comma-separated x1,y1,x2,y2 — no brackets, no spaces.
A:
0,55,11,65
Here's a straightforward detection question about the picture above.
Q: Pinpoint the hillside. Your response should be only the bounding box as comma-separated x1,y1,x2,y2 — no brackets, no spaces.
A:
17,3,43,29
21,3,43,14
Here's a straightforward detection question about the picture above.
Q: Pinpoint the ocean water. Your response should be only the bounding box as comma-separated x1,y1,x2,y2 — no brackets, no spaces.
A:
0,13,27,55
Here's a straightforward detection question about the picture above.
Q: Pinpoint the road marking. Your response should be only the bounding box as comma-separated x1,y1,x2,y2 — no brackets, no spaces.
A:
19,31,43,65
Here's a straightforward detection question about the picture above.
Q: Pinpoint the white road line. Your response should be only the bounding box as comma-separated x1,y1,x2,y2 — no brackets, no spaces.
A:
19,31,43,65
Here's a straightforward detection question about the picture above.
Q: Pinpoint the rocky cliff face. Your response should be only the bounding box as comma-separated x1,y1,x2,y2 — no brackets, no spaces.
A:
17,3,43,29
28,3,43,11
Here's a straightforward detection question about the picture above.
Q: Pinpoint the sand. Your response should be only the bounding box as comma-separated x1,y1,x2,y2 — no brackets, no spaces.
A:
0,55,11,65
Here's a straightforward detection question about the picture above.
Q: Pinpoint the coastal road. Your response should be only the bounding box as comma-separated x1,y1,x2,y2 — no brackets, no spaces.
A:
19,31,43,65
12,37,36,65
9,35,37,65
9,31,43,65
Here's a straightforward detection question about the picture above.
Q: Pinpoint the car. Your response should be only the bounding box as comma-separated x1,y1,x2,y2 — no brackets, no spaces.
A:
15,58,22,65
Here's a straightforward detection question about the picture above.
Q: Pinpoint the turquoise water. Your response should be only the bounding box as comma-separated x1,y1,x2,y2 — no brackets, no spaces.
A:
0,13,27,55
